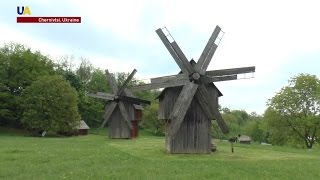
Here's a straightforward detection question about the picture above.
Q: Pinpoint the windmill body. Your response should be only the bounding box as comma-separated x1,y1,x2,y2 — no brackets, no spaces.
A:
106,101,143,138
132,25,255,153
88,69,150,139
157,83,222,153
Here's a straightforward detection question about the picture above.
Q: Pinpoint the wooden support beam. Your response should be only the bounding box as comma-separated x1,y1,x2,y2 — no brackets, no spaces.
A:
194,87,214,120
169,82,199,137
196,85,229,134
200,75,237,84
205,66,255,77
87,92,115,101
100,101,117,128
195,25,221,75
118,69,137,95
156,28,189,75
118,101,133,130
105,70,118,94
211,107,230,134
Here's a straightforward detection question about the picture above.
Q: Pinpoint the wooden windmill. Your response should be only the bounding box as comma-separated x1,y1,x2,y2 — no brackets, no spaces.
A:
132,25,255,153
88,69,150,139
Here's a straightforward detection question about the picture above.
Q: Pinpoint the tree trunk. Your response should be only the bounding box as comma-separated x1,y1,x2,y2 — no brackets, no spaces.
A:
304,138,314,149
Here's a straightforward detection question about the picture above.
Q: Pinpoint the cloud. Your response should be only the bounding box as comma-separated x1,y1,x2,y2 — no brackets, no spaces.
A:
1,0,319,115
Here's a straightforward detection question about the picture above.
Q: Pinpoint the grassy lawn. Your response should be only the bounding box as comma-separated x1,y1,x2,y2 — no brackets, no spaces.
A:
0,127,319,180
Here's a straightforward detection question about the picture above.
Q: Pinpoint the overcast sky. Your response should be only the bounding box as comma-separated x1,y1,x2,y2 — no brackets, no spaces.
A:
1,0,319,114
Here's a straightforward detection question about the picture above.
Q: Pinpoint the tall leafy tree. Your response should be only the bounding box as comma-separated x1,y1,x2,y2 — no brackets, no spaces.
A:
0,43,55,126
21,75,81,133
265,73,320,149
76,57,93,87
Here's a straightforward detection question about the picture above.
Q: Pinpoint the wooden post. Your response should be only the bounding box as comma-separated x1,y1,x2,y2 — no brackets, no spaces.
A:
231,142,234,153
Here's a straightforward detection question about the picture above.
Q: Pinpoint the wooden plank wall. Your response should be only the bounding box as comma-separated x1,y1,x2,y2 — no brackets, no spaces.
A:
158,84,220,153
108,101,135,139
169,97,212,153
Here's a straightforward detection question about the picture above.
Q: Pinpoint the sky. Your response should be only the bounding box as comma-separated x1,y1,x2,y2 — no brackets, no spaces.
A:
0,0,319,114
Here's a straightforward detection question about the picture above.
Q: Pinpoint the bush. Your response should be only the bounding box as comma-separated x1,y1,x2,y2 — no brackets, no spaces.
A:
21,75,81,134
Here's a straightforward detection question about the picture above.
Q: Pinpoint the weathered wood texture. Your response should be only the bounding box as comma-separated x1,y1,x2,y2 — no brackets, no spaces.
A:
195,25,221,75
156,28,189,75
205,66,255,76
158,84,220,153
107,101,135,139
168,82,199,137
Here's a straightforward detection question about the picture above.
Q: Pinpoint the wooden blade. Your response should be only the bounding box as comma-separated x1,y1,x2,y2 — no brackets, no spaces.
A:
200,44,218,75
118,95,151,105
169,82,199,138
118,69,137,95
156,28,189,75
131,74,189,91
171,41,194,74
196,85,229,134
212,106,229,134
195,25,221,75
205,66,255,76
118,101,133,130
123,88,135,97
100,101,117,128
151,74,188,84
200,75,237,84
105,70,118,94
87,92,115,101
195,86,214,120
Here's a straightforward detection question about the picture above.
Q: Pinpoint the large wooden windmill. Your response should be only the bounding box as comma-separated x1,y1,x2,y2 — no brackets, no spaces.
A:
88,69,150,139
132,25,255,153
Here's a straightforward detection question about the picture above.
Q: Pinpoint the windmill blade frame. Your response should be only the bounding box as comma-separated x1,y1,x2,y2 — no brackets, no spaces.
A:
100,101,118,128
118,101,133,130
118,69,137,95
205,66,255,77
105,69,119,94
195,25,222,75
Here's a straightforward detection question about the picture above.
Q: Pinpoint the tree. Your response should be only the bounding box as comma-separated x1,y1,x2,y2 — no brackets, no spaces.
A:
243,118,265,143
140,101,164,134
87,69,110,93
266,73,320,149
0,43,55,126
78,94,104,127
76,57,93,87
21,75,81,134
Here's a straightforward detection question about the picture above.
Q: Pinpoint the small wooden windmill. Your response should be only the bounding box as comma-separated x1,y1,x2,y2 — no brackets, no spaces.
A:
88,69,150,139
132,25,255,153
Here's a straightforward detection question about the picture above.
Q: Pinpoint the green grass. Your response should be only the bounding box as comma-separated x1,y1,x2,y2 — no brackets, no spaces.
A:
0,127,319,180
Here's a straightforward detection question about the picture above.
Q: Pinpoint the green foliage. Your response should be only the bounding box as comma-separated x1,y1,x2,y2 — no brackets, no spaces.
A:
115,71,139,89
78,94,104,127
0,83,15,125
21,75,81,133
140,101,164,135
135,89,163,134
243,119,265,143
76,57,93,87
265,73,320,149
87,69,110,93
0,43,55,126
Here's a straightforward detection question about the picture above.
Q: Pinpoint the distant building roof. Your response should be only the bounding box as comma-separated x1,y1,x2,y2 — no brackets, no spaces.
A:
76,120,90,130
133,104,144,110
239,135,251,141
